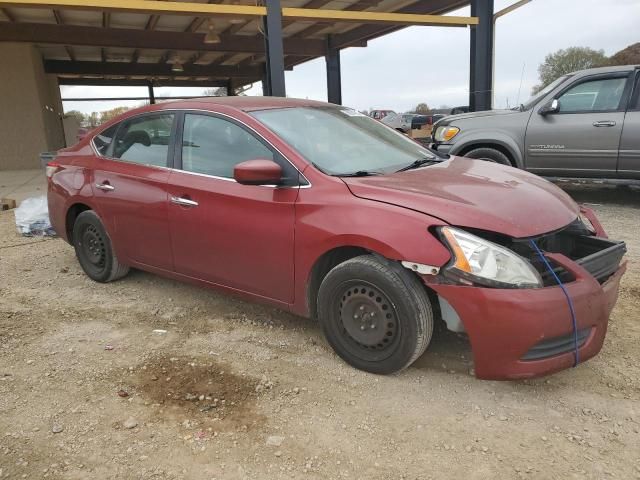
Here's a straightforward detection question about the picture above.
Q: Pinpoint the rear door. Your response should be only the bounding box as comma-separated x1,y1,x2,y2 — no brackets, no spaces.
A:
167,112,300,303
618,70,640,179
525,72,631,177
91,112,176,270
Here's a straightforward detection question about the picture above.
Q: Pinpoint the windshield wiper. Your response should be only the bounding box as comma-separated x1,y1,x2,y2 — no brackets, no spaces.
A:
395,157,439,173
339,170,384,177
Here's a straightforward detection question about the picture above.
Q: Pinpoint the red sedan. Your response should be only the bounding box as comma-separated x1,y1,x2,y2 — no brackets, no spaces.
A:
47,97,626,379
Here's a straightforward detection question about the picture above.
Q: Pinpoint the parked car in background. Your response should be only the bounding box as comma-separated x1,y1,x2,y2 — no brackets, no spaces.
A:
369,109,396,121
47,97,626,379
431,65,640,181
411,114,446,131
381,112,416,132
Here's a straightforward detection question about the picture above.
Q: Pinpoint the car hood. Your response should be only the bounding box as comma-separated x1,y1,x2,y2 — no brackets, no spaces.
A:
442,108,521,122
342,157,579,238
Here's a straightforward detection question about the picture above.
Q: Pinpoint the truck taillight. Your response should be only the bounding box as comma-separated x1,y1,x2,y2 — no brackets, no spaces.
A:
45,161,61,178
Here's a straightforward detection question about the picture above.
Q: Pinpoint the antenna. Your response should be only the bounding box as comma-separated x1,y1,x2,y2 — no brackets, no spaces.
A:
516,62,525,106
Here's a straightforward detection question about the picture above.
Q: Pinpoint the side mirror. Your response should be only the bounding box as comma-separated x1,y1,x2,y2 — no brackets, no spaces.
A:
234,159,283,186
539,98,559,116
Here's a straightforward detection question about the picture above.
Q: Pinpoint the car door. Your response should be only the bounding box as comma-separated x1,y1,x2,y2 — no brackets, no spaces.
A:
167,112,300,303
91,112,176,270
618,70,640,179
525,73,631,177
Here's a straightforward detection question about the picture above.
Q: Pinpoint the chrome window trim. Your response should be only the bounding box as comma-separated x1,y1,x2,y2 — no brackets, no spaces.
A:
90,107,311,189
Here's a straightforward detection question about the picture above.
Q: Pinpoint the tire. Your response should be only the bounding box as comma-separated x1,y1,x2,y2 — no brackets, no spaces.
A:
72,210,129,283
464,147,512,166
317,255,433,374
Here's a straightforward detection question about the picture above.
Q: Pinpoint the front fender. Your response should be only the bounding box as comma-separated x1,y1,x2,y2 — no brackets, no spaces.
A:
291,188,452,317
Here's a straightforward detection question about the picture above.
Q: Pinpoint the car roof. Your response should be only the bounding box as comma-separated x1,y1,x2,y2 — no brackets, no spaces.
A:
572,64,639,77
157,96,334,112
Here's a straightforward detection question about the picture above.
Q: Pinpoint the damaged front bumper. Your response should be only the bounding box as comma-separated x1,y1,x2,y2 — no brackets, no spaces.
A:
424,211,627,380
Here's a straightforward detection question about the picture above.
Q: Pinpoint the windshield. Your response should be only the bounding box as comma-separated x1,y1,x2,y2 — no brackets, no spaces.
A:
519,74,572,110
250,107,435,175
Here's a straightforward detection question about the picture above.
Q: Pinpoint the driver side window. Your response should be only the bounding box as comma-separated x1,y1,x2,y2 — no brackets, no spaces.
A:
557,77,627,113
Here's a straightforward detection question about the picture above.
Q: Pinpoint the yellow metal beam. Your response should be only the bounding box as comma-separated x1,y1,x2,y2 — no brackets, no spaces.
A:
0,0,478,26
282,8,477,26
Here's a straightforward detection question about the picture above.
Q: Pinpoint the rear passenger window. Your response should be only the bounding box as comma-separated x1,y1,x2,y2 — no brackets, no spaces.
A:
93,124,118,156
181,114,275,178
112,114,175,167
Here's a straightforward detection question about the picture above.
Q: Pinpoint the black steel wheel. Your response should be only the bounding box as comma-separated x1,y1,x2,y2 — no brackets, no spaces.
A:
317,255,433,374
72,210,129,283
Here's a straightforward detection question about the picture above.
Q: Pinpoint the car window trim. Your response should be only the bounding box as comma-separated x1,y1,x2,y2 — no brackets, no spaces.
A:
91,111,178,168
175,109,310,188
628,69,640,111
90,107,310,188
550,71,633,115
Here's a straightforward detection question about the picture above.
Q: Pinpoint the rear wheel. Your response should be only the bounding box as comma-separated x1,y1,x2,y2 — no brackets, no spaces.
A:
464,147,512,166
72,210,129,283
317,255,433,374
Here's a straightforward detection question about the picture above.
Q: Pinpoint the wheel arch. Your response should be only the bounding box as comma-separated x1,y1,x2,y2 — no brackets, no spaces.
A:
306,245,370,320
451,136,523,168
65,202,93,243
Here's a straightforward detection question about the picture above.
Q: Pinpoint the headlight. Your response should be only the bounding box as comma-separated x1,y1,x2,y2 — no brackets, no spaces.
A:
578,213,596,234
439,227,542,288
433,126,460,142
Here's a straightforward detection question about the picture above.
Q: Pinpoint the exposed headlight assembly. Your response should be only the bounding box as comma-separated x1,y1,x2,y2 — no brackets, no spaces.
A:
439,227,542,288
433,126,460,142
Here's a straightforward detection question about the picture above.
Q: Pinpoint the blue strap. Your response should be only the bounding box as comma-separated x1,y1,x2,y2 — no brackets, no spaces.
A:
529,239,579,367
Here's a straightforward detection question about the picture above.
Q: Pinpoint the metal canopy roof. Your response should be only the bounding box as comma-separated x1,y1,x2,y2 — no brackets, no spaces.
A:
0,0,471,89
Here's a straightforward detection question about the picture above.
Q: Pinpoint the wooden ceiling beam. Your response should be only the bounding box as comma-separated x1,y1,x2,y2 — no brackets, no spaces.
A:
45,59,264,77
58,77,229,87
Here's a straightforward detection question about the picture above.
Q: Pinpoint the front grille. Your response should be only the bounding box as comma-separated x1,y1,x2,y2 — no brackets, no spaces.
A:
521,328,591,361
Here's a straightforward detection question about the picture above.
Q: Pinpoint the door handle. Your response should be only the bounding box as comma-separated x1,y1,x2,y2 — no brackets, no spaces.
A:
170,196,199,207
593,120,616,127
95,182,115,191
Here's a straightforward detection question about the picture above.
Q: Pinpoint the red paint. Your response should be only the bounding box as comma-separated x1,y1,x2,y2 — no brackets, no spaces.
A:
233,159,283,185
47,97,625,380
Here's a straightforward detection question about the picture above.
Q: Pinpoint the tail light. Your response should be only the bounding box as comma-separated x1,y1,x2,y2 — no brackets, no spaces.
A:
45,161,62,178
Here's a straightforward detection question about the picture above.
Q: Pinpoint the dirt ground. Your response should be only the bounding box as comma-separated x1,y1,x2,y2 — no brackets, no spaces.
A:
1,184,639,480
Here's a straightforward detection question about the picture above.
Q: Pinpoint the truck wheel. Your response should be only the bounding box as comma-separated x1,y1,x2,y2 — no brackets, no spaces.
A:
464,147,512,166
72,211,129,283
317,255,433,374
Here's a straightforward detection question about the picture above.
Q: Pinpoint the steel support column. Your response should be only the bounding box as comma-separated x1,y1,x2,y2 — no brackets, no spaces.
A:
227,79,236,96
325,36,342,105
469,0,493,111
147,81,155,104
262,0,286,96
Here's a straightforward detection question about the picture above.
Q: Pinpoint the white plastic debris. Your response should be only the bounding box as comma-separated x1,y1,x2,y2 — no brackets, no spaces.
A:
14,196,56,236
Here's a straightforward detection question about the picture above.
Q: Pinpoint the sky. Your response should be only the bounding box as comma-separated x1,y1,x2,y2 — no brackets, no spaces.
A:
61,0,640,115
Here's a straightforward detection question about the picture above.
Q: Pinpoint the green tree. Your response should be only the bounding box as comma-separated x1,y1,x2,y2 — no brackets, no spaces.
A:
99,106,130,124
532,46,608,94
608,42,640,66
63,110,86,126
414,103,430,113
86,112,100,128
203,87,228,97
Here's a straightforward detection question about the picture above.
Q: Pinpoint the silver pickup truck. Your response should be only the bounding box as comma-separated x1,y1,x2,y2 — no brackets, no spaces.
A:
431,65,640,183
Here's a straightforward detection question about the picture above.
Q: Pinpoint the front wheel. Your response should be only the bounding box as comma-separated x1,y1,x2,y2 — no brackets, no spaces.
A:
317,255,433,374
72,210,129,283
464,147,512,166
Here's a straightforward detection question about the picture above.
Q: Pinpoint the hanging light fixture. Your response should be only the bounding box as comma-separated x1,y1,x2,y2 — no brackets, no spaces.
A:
228,2,243,24
171,58,184,72
204,20,221,44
